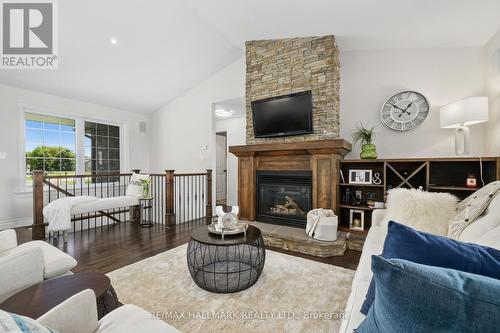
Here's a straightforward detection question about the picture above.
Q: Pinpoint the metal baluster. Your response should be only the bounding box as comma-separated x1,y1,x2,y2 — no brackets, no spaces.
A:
154,176,157,223
118,175,122,222
161,175,164,225
174,177,177,225
183,176,185,224
100,176,103,227
198,175,200,219
80,178,83,231
112,177,116,226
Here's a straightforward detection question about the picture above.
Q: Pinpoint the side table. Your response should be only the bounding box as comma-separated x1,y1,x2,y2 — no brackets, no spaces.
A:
0,272,120,320
139,196,154,228
187,225,266,293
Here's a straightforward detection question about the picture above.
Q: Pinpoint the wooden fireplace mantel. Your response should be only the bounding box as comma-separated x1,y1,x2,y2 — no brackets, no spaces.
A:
229,139,351,157
229,139,352,222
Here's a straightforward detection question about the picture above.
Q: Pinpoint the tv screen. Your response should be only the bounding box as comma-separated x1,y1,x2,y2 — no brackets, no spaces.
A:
251,91,313,138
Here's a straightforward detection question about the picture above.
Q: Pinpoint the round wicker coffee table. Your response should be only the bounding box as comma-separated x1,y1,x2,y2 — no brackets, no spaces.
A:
187,225,266,293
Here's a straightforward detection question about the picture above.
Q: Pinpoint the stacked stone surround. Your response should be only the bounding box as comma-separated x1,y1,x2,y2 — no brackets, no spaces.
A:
245,35,340,144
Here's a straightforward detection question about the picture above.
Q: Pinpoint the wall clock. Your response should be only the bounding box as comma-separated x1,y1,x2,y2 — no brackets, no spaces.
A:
380,91,430,131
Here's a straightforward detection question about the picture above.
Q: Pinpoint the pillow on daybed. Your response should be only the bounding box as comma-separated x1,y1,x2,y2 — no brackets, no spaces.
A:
357,256,500,333
384,188,458,236
125,173,150,197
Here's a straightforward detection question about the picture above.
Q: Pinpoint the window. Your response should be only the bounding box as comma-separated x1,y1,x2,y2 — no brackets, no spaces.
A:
23,110,122,186
25,113,76,184
84,121,120,174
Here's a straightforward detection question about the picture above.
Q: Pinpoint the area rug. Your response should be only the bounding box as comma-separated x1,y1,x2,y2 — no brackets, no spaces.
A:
107,244,355,333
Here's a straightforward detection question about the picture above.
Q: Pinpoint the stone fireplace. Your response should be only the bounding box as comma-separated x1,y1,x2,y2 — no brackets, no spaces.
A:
245,35,340,144
256,171,312,228
228,35,348,228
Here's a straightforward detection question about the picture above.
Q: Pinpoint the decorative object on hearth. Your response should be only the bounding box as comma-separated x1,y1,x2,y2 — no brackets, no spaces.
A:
349,209,365,231
306,209,338,241
372,172,382,185
211,206,247,239
352,124,377,159
440,97,489,156
380,91,430,131
349,169,373,185
466,174,478,188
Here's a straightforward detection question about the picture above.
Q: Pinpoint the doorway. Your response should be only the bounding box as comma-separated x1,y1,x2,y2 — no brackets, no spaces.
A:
215,132,227,207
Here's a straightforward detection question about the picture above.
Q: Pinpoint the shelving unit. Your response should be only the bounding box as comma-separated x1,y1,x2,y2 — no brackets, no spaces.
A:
338,157,500,235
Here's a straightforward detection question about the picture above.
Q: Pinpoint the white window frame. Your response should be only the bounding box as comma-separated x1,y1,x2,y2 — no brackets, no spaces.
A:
17,103,129,193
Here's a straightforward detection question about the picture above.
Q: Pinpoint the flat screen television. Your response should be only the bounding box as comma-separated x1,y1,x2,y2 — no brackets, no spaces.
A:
251,91,313,138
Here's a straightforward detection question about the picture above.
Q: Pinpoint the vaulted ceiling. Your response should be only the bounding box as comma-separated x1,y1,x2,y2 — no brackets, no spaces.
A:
1,0,499,113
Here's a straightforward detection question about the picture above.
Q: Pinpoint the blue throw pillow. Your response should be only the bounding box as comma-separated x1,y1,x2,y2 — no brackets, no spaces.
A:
357,256,500,333
360,221,500,315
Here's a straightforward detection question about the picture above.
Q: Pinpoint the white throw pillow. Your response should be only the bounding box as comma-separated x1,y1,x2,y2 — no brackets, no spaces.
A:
384,188,458,236
125,173,150,197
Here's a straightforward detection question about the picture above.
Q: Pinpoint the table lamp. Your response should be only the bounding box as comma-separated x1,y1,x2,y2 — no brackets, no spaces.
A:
440,97,489,156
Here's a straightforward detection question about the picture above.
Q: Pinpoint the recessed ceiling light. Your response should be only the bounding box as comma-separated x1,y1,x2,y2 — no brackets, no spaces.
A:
110,38,118,46
215,109,233,117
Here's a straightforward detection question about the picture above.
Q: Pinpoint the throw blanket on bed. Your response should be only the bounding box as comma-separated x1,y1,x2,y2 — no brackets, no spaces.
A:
43,196,98,232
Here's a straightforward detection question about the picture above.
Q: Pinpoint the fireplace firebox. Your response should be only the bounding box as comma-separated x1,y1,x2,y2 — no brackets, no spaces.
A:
256,171,312,228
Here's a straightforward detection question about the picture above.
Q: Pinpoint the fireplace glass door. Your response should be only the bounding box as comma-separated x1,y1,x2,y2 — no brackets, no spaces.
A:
256,171,312,228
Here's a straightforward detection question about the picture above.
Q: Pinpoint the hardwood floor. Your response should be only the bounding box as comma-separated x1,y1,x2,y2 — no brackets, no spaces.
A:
16,220,360,273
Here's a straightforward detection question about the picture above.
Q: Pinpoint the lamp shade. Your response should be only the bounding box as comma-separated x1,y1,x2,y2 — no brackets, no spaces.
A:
440,97,489,129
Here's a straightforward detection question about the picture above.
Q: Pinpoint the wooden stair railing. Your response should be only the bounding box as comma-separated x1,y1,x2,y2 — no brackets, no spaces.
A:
32,169,214,240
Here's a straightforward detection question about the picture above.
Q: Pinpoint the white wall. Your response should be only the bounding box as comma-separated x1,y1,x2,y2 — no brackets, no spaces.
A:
0,84,150,229
484,29,500,155
340,47,487,159
149,58,245,173
215,116,246,206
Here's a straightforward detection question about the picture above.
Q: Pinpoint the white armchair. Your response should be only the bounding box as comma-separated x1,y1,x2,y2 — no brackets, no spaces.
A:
38,289,180,333
0,246,45,302
0,229,77,302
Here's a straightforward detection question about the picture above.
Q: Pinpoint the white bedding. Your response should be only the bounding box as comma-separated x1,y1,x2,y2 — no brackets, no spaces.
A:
71,196,140,215
44,196,141,232
44,196,98,232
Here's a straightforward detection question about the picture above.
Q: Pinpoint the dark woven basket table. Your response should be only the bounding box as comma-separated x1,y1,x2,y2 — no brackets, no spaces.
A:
187,225,266,293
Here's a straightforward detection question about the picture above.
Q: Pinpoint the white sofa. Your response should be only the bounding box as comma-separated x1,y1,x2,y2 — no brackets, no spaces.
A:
0,229,77,302
37,289,179,333
339,194,500,333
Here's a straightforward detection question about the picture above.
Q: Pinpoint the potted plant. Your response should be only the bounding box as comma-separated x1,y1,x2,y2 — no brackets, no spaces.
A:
140,178,151,197
352,124,377,159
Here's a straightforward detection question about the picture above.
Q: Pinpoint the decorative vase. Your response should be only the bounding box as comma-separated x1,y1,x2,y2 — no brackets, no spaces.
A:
142,183,150,197
360,143,377,159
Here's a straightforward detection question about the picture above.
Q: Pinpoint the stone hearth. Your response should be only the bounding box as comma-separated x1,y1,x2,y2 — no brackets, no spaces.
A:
248,221,346,257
